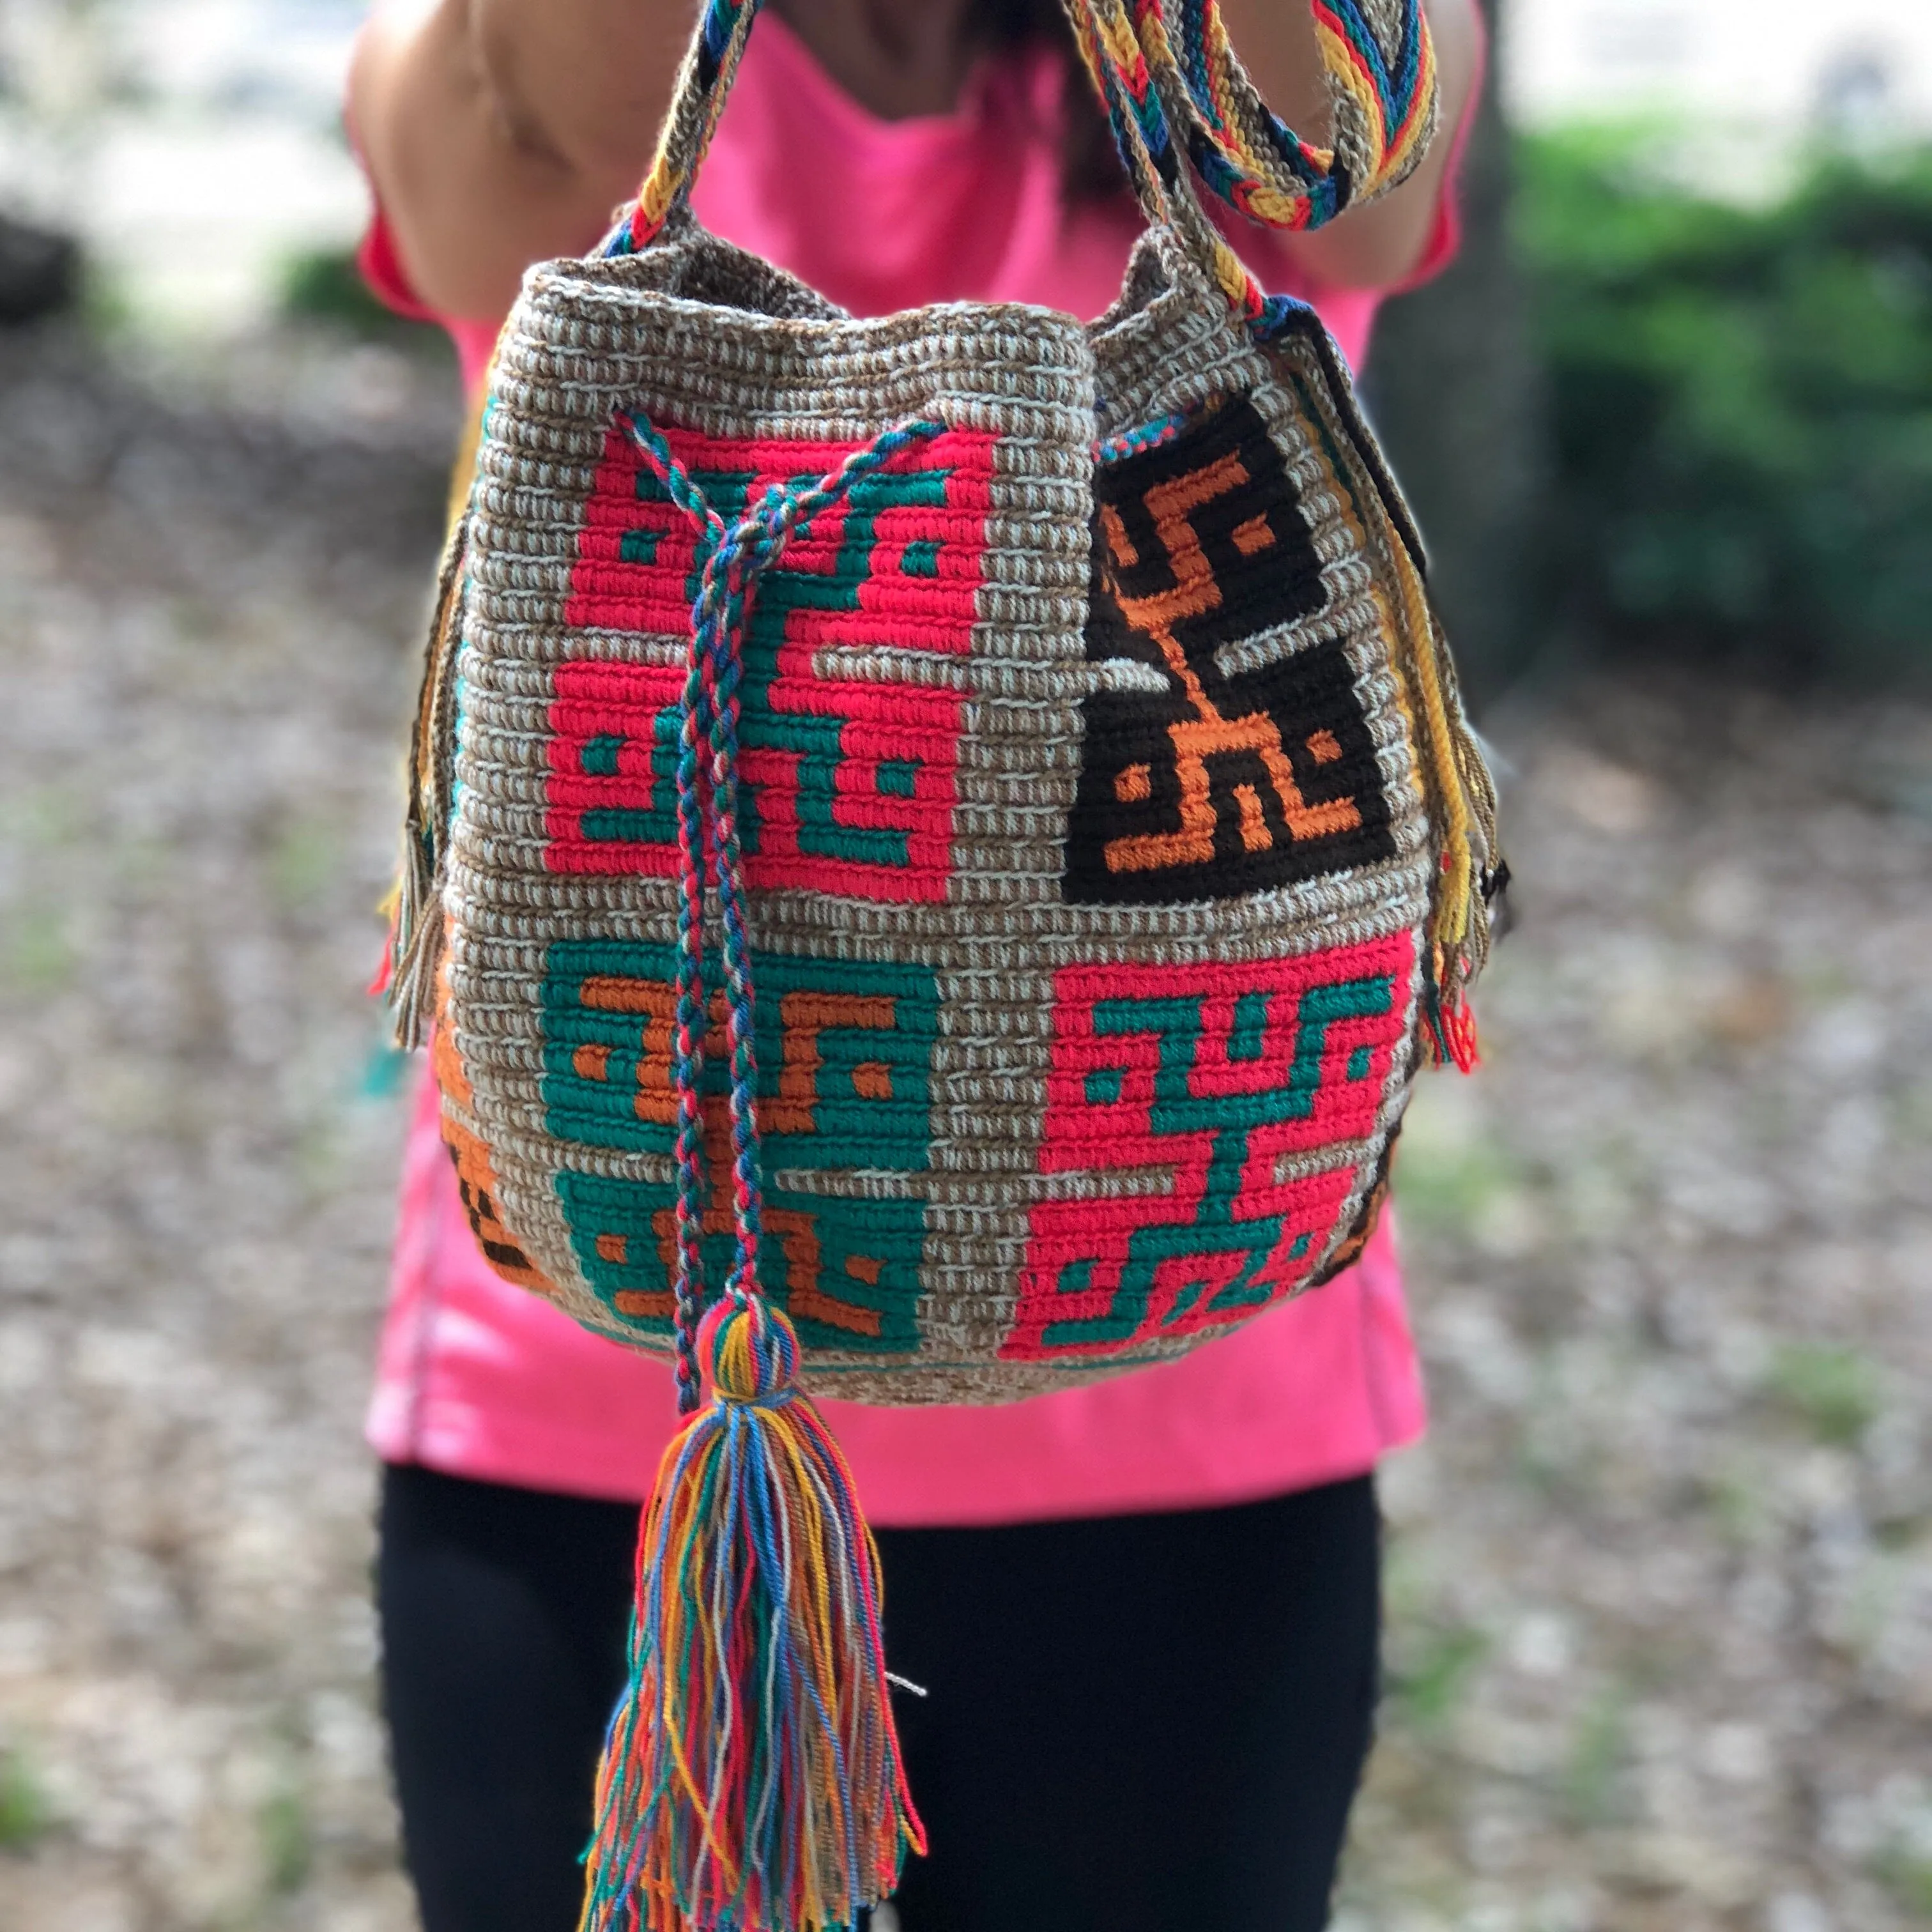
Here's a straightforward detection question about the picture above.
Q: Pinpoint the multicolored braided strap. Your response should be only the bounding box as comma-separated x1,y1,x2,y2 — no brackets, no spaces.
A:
1141,0,1438,226
617,0,1437,328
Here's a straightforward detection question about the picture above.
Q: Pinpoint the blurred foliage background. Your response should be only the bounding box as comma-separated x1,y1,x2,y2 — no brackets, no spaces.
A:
1362,0,1932,704
1522,132,1932,687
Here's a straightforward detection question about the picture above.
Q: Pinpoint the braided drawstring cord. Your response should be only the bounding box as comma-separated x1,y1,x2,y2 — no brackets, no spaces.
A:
620,410,946,1414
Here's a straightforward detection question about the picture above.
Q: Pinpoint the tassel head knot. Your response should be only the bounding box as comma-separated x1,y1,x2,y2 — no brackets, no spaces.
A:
699,1296,799,1404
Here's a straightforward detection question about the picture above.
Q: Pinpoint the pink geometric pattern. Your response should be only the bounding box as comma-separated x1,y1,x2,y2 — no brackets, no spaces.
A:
546,420,996,901
1004,936,1412,1358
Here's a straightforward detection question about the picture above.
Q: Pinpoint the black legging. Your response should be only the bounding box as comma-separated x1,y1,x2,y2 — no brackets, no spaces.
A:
377,1462,1381,1932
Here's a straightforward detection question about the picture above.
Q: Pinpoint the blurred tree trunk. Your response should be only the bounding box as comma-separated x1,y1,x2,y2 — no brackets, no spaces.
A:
1363,0,1546,709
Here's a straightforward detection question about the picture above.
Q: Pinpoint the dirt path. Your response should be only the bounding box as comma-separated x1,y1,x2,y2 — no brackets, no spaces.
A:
0,328,1927,1932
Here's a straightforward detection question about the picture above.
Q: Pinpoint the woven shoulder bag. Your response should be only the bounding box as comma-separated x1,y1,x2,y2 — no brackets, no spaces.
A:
388,1,1501,1924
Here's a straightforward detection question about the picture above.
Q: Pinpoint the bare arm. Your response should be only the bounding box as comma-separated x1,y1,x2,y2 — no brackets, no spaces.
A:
349,0,696,322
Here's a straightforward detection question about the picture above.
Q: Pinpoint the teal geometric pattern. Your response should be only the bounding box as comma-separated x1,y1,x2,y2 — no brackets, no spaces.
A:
1006,938,1412,1360
585,462,955,872
539,939,939,1167
556,1167,925,1354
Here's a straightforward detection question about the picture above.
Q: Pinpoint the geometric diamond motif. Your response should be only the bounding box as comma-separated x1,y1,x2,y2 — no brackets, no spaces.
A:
1003,934,1411,1358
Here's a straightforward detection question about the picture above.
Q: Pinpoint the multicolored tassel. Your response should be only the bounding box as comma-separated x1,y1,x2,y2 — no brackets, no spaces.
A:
578,1297,924,1932
1423,965,1481,1073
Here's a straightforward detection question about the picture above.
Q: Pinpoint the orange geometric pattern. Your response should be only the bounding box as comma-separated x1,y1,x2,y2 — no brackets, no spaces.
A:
1064,394,1394,903
442,1117,558,1298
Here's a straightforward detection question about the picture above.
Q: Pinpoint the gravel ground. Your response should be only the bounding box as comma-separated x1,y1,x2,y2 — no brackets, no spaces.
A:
0,325,1928,1932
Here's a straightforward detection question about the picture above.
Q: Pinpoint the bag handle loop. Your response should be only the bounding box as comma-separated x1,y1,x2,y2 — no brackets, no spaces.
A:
609,0,1438,329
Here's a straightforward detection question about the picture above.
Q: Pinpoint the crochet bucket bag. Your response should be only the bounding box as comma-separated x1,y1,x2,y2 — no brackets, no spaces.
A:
388,1,1500,1924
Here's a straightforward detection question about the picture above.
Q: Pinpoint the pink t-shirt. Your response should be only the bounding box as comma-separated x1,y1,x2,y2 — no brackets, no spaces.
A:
361,13,1464,1526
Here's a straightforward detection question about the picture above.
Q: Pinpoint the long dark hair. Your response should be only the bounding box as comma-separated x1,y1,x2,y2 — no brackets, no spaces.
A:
969,0,1077,38
968,0,1123,197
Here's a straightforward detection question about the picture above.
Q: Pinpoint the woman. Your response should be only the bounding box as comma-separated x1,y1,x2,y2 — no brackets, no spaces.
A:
350,3,1480,1928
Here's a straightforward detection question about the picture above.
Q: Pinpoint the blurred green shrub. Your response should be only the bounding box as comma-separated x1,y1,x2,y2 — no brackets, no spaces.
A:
1765,1338,1883,1445
0,1740,49,1850
278,245,431,344
1387,1621,1489,1735
1519,129,1932,682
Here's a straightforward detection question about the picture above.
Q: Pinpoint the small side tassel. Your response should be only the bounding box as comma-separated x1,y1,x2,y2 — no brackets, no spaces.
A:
367,880,402,999
580,1296,924,1932
1421,942,1482,1072
1425,986,1480,1071
387,822,443,1049
387,510,471,1050
1368,464,1498,1083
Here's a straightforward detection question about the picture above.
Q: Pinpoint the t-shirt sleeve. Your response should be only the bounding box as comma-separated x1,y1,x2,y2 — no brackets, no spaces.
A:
347,116,503,393
357,205,441,323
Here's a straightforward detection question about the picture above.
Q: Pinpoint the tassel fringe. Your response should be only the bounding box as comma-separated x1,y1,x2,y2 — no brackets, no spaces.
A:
579,1298,923,1932
1374,491,1500,1074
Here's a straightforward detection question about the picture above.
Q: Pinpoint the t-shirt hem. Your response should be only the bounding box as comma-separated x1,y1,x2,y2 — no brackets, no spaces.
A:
367,1391,1422,1527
